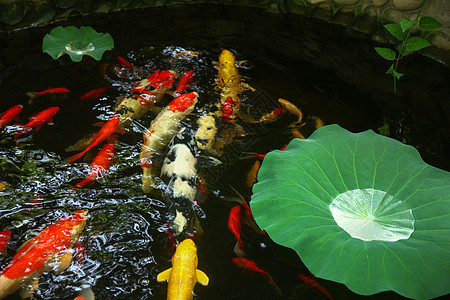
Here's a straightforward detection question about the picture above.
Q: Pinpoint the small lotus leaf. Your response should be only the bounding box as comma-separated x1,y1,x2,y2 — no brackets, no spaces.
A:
251,124,450,299
42,26,114,62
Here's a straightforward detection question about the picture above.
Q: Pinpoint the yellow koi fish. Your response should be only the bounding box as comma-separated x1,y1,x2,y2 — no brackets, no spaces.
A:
0,210,88,299
157,238,209,300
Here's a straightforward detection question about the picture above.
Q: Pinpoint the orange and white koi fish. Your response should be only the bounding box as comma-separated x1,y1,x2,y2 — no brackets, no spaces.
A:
67,115,119,164
14,106,59,141
140,92,198,193
232,257,281,295
80,87,112,100
27,87,70,104
174,70,194,97
228,205,245,257
0,229,11,257
0,210,88,299
297,273,333,300
0,105,23,131
74,142,115,188
157,238,209,300
278,98,303,127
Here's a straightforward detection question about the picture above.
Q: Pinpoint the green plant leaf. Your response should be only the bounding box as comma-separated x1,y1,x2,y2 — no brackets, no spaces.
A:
392,69,404,79
383,24,405,41
419,16,442,31
400,17,418,32
251,124,450,299
405,36,431,52
385,64,394,75
374,47,396,60
42,26,114,62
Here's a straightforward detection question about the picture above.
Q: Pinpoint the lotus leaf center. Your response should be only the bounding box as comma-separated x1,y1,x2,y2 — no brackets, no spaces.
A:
329,188,414,242
65,41,95,55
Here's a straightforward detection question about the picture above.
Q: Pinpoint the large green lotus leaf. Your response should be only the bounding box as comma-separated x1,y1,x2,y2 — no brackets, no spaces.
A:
42,26,114,62
251,124,450,299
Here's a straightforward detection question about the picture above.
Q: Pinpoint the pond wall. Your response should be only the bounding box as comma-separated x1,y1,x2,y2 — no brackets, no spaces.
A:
0,0,449,65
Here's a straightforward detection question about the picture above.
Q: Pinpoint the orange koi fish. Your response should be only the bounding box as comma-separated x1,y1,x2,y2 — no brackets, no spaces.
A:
228,205,245,257
259,107,283,123
140,92,198,192
312,116,325,129
228,186,266,235
157,239,209,300
297,273,333,300
147,70,177,90
0,105,23,130
74,142,115,188
27,87,70,104
278,98,303,127
80,87,112,100
0,210,88,299
67,115,119,164
174,70,194,97
232,257,282,296
0,229,11,257
14,106,59,141
0,183,6,191
116,56,133,68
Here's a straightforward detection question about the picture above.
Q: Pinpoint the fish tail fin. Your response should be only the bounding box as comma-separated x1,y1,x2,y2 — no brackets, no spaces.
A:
74,177,95,189
233,240,245,257
14,126,31,141
67,151,87,164
26,92,37,104
267,275,282,296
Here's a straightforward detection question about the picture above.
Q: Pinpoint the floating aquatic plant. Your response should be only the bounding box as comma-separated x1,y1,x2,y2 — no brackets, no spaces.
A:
42,26,114,62
251,124,450,299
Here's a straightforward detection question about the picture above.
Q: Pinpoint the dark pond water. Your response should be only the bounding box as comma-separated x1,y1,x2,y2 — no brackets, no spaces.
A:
0,4,449,300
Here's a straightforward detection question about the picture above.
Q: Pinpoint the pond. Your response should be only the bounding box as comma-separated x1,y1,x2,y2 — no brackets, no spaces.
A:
0,3,448,300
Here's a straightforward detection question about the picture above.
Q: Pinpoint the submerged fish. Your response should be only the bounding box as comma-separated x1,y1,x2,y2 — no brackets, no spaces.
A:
74,142,115,188
0,105,23,131
140,92,198,193
67,114,119,164
228,205,245,257
278,98,303,127
80,87,112,100
0,229,11,257
14,106,59,141
0,210,88,299
27,87,70,104
157,238,209,300
298,273,333,300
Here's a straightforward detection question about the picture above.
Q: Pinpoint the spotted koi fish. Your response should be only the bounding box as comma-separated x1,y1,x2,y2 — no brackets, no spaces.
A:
0,210,88,299
140,92,198,193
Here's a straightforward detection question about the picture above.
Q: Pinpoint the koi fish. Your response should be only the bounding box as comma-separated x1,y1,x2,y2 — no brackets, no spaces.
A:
0,229,11,257
14,106,59,141
174,70,194,97
67,115,119,164
80,87,112,100
0,105,23,130
157,238,209,300
232,257,281,296
312,116,325,129
291,127,306,139
228,206,245,257
246,160,261,188
259,107,283,123
140,92,198,193
116,56,133,68
147,70,177,90
297,273,333,300
74,142,115,188
0,183,6,192
222,97,237,122
0,210,88,299
74,285,95,300
278,98,303,127
228,186,266,235
27,87,70,104
194,113,218,153
161,127,199,236
169,50,200,62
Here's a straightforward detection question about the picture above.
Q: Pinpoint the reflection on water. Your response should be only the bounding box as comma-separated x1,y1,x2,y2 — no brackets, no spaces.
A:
0,4,448,300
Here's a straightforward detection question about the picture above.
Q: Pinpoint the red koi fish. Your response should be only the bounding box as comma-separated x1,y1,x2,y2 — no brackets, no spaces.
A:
0,105,23,130
228,205,245,257
27,87,70,104
0,229,11,256
74,142,115,188
232,257,282,296
298,273,333,300
14,106,59,141
116,56,133,68
222,97,236,122
173,70,194,97
147,70,176,90
67,115,119,164
130,70,176,102
0,210,88,299
80,87,112,100
259,107,283,123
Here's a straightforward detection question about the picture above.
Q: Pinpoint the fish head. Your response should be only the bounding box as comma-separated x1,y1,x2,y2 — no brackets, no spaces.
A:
70,210,88,237
167,92,198,113
219,49,236,65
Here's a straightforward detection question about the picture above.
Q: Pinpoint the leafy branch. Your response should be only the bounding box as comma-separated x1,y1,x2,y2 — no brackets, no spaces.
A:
375,2,442,93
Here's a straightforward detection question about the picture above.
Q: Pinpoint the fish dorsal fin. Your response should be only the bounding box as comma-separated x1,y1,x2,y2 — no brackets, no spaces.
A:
19,277,40,299
54,250,73,274
156,268,172,282
196,269,209,286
